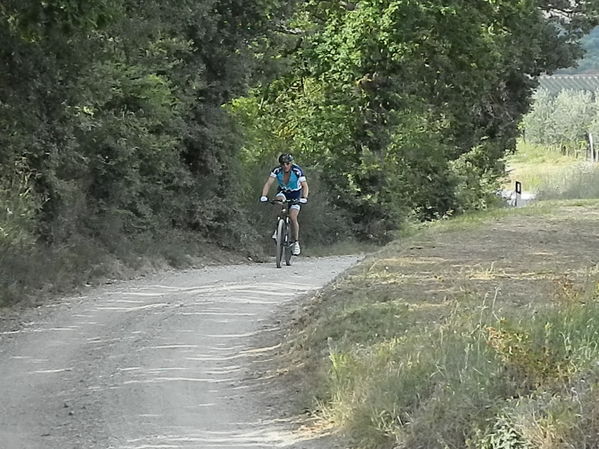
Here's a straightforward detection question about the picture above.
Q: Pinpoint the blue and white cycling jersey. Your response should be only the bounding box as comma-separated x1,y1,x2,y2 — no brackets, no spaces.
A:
270,164,306,192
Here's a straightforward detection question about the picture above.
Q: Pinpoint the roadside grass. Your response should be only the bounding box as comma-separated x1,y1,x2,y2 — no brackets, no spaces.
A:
398,201,553,239
505,140,599,200
537,165,599,200
283,204,599,449
304,239,380,257
504,141,578,192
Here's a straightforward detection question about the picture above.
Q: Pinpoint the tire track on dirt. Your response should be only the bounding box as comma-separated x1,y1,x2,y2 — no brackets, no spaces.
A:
0,256,359,449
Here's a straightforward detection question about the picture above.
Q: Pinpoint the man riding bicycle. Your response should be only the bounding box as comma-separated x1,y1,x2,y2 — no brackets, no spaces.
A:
260,153,309,256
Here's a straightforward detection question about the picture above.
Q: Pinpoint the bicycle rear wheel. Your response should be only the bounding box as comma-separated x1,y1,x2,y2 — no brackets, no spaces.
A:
275,219,285,268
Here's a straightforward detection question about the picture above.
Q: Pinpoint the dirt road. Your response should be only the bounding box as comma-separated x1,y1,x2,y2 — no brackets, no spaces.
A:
0,256,359,449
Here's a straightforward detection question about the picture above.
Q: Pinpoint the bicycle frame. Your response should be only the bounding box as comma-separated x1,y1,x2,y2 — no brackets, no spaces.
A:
270,199,299,268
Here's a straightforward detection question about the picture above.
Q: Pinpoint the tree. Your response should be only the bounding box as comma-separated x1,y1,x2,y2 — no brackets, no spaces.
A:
0,0,290,251
234,0,599,239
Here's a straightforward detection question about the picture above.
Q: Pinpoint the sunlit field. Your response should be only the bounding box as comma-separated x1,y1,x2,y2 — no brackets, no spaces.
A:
505,140,599,199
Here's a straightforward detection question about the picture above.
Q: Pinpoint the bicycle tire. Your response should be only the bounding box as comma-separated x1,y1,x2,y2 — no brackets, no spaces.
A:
275,218,285,268
284,219,292,266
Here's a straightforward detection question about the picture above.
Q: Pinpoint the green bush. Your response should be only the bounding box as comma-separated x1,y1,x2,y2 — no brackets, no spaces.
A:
0,167,39,251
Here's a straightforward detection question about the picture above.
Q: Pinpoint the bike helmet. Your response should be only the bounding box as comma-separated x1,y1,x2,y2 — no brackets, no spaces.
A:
278,153,294,164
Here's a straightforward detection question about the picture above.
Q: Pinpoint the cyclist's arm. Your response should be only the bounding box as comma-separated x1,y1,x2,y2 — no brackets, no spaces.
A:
301,180,309,199
261,176,275,197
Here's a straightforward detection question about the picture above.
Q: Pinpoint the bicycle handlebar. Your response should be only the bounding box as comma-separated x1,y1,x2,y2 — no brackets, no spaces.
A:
268,198,301,205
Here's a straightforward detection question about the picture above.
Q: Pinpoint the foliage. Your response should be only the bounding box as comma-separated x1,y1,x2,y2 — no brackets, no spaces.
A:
0,0,291,302
0,161,40,251
231,0,599,240
2,0,599,300
522,88,597,156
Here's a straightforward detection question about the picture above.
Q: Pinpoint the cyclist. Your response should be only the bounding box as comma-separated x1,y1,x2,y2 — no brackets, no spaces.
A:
260,153,309,256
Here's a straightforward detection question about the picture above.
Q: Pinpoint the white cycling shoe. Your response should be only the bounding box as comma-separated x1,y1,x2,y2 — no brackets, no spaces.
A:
292,241,301,256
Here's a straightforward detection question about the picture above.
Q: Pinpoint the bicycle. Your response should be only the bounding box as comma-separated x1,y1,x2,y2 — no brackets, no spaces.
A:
268,199,300,268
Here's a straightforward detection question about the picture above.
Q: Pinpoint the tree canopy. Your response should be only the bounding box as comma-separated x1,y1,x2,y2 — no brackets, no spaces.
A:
0,1,598,297
233,0,599,237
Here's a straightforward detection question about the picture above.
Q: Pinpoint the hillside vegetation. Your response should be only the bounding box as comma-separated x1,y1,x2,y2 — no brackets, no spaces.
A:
2,1,599,304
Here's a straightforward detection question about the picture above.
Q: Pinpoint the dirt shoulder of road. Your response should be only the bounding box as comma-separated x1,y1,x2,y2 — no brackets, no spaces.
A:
0,243,251,331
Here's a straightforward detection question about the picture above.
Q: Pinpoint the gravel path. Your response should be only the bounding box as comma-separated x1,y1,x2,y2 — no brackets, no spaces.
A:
0,256,359,449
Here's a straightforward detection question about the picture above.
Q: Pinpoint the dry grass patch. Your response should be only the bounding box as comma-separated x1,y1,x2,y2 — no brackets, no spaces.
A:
280,202,599,449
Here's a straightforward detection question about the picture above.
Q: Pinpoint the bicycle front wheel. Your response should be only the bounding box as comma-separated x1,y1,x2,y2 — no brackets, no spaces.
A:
284,220,292,266
275,219,285,268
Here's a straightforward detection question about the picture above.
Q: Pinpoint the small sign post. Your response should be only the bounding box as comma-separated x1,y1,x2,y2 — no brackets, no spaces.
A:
515,181,522,207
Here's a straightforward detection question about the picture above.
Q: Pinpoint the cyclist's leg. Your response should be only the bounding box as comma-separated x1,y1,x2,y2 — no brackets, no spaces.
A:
282,190,301,242
289,207,300,241
289,206,301,256
284,191,301,255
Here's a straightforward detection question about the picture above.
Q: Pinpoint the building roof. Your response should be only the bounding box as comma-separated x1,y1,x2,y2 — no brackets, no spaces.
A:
538,74,599,95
